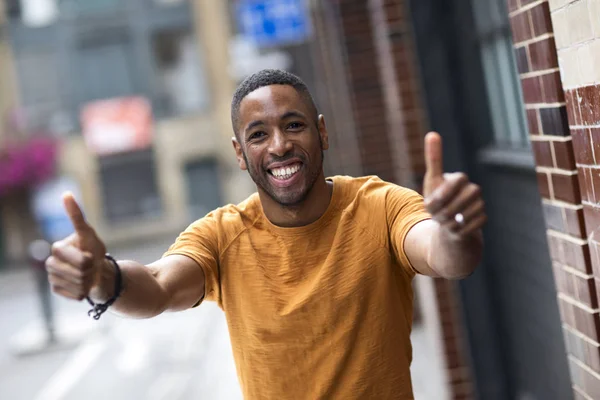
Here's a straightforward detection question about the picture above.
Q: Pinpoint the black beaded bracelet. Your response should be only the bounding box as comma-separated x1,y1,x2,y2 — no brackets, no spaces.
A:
86,253,122,320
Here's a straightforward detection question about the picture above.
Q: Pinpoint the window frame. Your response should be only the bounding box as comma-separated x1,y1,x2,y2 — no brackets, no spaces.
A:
471,0,530,150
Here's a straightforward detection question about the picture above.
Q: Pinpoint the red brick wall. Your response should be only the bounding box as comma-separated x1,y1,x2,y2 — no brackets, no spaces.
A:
334,0,398,184
509,0,600,398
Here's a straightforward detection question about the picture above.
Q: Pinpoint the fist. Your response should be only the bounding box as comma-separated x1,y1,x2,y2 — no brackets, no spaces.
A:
45,192,107,301
423,132,487,237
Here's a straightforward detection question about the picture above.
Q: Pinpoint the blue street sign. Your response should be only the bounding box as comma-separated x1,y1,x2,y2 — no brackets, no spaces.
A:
236,0,311,48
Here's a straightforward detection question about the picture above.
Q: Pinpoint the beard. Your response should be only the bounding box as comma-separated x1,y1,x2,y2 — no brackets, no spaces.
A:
243,147,324,207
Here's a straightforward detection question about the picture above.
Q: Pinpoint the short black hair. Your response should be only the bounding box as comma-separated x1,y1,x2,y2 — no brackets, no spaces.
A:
231,69,319,137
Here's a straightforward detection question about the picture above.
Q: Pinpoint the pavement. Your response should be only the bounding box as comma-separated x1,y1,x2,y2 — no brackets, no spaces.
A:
0,235,446,400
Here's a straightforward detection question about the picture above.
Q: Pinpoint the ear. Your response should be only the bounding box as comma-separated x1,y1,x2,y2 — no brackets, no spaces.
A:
317,115,329,150
231,136,247,170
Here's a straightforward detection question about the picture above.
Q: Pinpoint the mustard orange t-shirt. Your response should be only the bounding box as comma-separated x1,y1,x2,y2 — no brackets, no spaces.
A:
164,175,431,399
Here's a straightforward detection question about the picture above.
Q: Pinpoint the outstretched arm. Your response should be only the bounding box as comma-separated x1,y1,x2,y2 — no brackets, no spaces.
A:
46,193,205,319
404,132,486,279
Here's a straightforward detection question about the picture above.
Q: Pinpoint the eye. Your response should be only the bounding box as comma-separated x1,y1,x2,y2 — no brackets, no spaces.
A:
287,122,305,130
248,131,266,141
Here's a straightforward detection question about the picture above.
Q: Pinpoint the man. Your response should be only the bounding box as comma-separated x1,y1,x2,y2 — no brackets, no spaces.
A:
46,69,486,399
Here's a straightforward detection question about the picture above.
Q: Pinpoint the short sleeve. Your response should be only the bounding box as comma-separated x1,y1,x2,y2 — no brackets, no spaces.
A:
163,213,221,305
386,186,431,276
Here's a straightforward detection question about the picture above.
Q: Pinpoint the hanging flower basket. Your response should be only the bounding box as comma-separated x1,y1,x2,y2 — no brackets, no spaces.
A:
0,137,58,195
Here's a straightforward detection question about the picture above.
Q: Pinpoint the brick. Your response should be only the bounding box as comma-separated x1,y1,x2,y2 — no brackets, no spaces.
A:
566,240,592,274
553,140,576,169
570,358,586,391
555,264,568,293
563,329,600,373
552,234,592,273
522,76,544,103
537,171,551,198
515,46,529,74
572,129,594,165
579,85,600,126
544,202,565,231
572,303,600,341
527,109,540,135
510,12,533,43
566,89,584,126
541,71,565,103
592,169,600,204
590,240,600,277
565,207,587,238
570,357,600,399
559,295,576,326
540,106,570,136
584,205,600,240
583,366,600,399
532,140,554,167
575,274,598,308
552,173,581,204
565,89,578,126
529,38,559,71
530,2,553,36
590,129,600,166
578,167,593,203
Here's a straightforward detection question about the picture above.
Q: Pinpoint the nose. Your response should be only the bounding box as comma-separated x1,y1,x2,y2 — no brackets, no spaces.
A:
268,130,292,157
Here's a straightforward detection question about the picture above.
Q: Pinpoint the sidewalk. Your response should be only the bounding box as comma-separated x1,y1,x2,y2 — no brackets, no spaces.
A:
0,235,446,399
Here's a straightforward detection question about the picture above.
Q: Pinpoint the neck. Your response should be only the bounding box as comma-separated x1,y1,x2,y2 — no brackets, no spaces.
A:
259,173,333,227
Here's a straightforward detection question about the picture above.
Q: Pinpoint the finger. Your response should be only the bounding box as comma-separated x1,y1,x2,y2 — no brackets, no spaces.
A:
51,242,92,268
47,265,93,299
424,132,444,179
46,255,93,286
435,183,482,222
425,173,469,214
457,214,488,236
63,192,90,235
50,283,86,301
442,199,485,232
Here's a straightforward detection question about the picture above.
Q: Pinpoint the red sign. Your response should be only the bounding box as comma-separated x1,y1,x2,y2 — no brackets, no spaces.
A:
81,97,153,156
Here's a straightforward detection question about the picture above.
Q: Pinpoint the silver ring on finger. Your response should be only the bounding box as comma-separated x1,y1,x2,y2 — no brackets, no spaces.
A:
454,212,465,225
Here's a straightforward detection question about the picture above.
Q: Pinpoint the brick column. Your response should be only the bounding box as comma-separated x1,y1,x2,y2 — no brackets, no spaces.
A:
509,0,600,398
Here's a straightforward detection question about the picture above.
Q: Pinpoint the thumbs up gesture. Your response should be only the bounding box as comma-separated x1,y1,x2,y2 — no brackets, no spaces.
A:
45,193,108,301
423,132,487,237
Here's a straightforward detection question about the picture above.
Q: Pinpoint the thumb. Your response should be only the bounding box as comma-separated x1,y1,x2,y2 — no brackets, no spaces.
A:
62,192,90,235
423,132,445,197
424,131,444,179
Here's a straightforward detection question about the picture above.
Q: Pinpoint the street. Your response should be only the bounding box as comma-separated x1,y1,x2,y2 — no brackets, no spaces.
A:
0,236,444,400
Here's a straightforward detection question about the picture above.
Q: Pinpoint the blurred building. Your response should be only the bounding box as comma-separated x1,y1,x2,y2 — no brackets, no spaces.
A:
0,0,260,263
2,0,600,399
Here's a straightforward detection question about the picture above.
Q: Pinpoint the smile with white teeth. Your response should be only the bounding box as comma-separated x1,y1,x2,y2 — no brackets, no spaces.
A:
270,164,301,180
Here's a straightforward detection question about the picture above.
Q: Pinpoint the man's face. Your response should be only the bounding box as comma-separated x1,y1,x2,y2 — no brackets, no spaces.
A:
232,85,329,206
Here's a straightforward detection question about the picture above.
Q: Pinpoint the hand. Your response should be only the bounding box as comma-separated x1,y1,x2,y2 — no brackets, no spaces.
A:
423,132,487,238
45,192,108,301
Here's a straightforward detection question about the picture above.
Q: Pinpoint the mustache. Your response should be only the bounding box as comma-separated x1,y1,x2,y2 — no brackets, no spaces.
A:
264,153,306,168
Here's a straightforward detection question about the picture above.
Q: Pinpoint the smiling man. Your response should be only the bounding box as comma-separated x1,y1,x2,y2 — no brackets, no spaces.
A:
46,69,486,399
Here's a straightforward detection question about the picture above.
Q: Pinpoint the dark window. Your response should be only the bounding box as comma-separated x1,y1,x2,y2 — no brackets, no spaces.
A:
99,149,162,223
472,0,529,148
184,159,223,219
151,28,209,117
